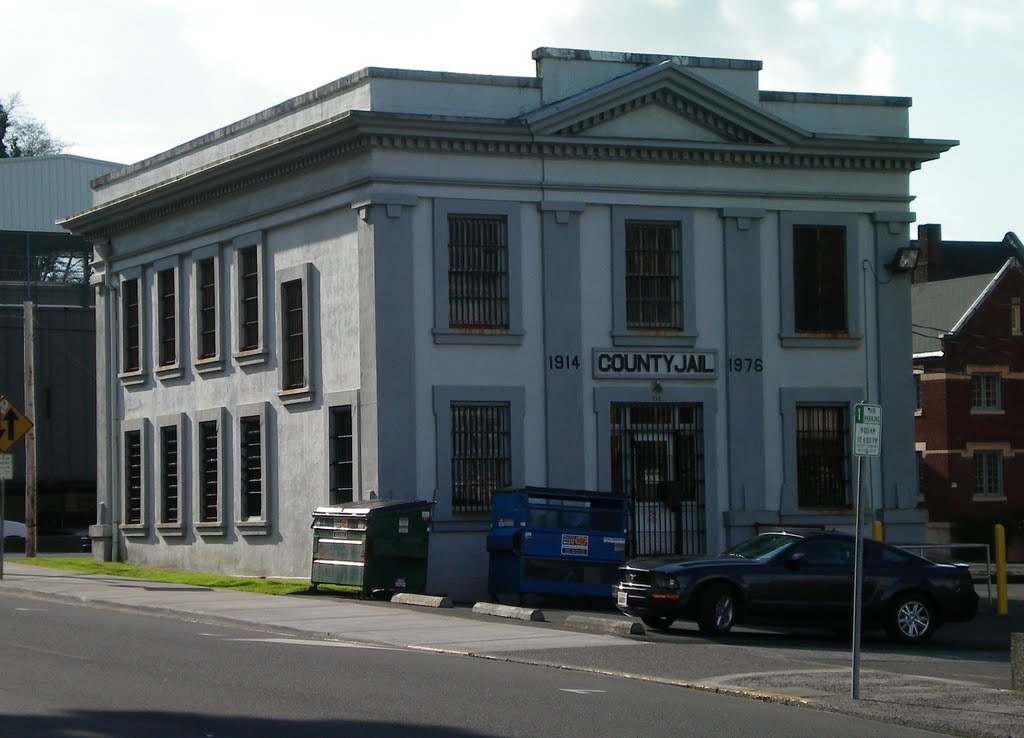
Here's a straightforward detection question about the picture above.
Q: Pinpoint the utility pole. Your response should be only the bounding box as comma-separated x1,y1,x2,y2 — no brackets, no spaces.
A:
23,300,37,558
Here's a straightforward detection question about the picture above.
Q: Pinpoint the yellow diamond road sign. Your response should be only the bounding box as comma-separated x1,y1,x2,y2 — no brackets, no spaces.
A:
0,396,32,453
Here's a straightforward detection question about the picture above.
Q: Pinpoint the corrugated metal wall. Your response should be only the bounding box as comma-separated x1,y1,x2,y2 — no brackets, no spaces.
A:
0,155,121,232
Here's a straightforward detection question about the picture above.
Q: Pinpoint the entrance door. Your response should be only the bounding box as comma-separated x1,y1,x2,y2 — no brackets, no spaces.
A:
611,403,706,557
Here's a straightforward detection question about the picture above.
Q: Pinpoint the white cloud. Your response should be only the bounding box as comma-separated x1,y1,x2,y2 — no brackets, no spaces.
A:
858,43,896,94
788,0,820,22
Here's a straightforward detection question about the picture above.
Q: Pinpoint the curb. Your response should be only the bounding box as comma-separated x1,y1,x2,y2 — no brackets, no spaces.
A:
471,602,545,622
390,593,453,608
561,614,646,636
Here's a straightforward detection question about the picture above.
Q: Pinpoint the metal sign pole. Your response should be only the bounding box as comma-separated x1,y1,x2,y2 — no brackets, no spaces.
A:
852,453,865,699
1,477,5,580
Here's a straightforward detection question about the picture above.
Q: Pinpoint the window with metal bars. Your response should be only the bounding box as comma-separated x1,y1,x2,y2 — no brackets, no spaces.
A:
793,225,847,333
239,416,262,519
795,405,850,509
198,420,220,522
122,278,140,372
448,215,509,330
450,403,511,513
157,269,176,366
281,279,304,389
970,373,1001,410
160,425,179,524
124,429,142,525
625,222,680,329
197,257,217,359
975,451,1003,497
329,405,354,505
238,246,260,351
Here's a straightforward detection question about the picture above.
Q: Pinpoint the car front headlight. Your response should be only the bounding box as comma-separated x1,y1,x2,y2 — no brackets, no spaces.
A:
652,572,680,590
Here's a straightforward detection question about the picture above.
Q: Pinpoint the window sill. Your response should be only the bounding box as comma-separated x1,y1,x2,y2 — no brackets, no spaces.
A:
194,356,226,375
118,370,147,387
611,331,697,348
120,523,149,538
237,519,271,536
234,348,268,367
780,333,861,349
279,386,314,405
157,523,186,537
433,329,524,346
972,495,1007,502
155,364,184,381
195,522,227,537
970,408,1005,415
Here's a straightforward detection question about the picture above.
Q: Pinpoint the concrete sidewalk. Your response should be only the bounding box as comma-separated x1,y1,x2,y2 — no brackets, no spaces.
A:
4,562,1024,738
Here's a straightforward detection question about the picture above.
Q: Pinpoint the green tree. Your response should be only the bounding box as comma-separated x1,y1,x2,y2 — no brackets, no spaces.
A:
0,93,67,157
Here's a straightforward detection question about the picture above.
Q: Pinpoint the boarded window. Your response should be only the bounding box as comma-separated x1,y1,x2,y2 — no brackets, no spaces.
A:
197,258,217,359
122,278,140,372
238,246,260,351
625,222,680,329
124,429,142,525
448,215,509,330
793,225,846,333
157,269,176,366
198,420,220,522
329,405,354,505
451,403,511,512
281,279,304,389
239,416,262,519
160,425,179,524
796,405,850,509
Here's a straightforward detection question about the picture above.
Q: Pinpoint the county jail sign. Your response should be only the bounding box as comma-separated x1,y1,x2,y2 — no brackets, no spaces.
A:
592,349,717,380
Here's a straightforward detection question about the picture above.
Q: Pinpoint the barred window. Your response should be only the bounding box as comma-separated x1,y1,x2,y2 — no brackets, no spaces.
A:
448,215,509,330
281,279,304,389
239,416,262,519
793,225,847,333
329,405,354,505
238,246,260,351
122,278,140,372
451,403,511,513
796,405,850,509
197,258,217,360
975,451,1003,497
124,429,142,525
625,222,680,329
157,269,176,367
198,420,220,522
160,425,179,524
971,373,1000,410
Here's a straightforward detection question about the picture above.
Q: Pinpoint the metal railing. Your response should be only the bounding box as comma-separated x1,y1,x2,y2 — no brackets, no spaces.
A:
895,542,993,607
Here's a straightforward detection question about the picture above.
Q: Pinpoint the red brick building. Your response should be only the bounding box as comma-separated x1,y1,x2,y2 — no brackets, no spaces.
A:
912,225,1024,554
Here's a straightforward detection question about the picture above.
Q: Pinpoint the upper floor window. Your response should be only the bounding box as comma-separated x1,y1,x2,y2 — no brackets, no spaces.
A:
971,373,1001,410
275,263,313,402
450,402,511,513
795,405,850,510
197,257,217,360
793,225,846,334
433,200,523,345
239,246,260,351
975,451,1003,497
914,373,922,412
282,279,304,390
157,268,177,367
121,277,141,373
1012,297,1021,336
625,221,680,330
611,207,696,347
778,213,861,347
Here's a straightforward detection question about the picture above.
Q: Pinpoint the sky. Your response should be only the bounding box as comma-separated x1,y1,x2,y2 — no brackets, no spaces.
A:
3,0,1020,240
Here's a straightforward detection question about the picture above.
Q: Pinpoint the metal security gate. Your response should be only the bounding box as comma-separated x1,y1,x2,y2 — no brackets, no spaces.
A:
610,403,706,557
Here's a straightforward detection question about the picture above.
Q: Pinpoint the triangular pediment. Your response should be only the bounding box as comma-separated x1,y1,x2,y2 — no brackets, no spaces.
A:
523,60,808,146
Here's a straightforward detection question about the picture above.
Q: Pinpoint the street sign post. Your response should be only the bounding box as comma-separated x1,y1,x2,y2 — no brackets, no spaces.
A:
0,396,32,453
853,403,881,457
851,402,882,699
0,453,9,580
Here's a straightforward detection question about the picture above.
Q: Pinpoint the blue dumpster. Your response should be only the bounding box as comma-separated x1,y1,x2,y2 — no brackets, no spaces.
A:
486,487,628,601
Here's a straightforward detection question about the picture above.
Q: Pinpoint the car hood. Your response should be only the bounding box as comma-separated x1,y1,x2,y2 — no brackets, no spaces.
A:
624,554,752,572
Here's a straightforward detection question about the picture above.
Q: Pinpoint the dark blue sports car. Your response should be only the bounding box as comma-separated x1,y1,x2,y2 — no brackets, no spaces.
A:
615,531,978,643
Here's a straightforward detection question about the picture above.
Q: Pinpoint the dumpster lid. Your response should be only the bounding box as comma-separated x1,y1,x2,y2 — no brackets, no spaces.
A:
494,487,627,503
313,499,433,517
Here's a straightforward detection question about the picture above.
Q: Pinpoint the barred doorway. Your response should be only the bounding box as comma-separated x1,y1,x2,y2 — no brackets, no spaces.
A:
610,403,706,557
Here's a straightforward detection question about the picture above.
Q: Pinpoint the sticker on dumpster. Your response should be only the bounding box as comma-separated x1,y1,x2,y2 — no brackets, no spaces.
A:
395,577,406,589
399,518,409,534
561,534,589,556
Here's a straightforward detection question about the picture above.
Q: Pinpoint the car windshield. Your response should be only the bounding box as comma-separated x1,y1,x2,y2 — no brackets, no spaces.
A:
723,533,799,560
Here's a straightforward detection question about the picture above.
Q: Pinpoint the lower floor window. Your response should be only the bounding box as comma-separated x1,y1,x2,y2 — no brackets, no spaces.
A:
329,405,354,505
796,405,850,509
160,426,179,524
239,416,263,519
975,451,1003,497
198,420,220,522
124,430,142,524
451,403,511,513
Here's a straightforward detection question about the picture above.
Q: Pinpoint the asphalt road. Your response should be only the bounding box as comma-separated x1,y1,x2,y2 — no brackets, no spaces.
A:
0,591,945,738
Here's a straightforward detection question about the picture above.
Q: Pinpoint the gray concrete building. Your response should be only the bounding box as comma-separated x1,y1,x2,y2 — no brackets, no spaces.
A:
61,48,953,601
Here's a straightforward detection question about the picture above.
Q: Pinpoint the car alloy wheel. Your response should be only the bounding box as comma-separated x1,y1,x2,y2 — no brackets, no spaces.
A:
697,583,736,636
886,593,935,643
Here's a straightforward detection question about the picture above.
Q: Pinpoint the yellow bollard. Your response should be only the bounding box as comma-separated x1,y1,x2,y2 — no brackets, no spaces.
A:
995,524,1009,616
872,520,882,542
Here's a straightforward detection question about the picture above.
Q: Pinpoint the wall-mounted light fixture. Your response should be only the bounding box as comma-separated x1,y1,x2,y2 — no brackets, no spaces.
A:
886,246,920,273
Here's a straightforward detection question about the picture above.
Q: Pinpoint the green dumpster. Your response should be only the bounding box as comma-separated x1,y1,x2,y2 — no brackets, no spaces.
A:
311,499,432,596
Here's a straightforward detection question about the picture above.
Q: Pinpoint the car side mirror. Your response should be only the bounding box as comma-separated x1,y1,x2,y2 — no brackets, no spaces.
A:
784,552,806,570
